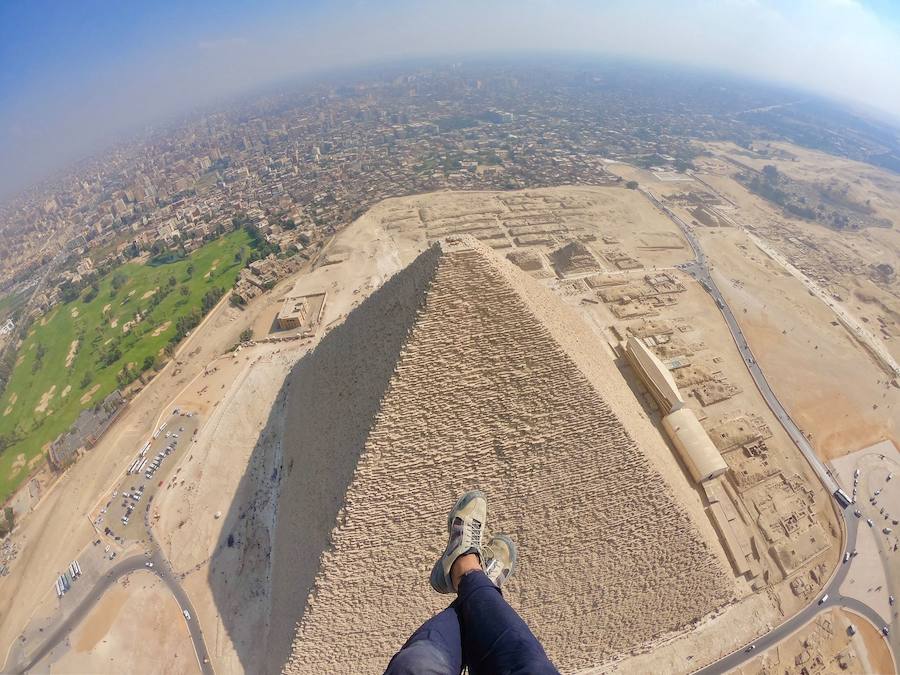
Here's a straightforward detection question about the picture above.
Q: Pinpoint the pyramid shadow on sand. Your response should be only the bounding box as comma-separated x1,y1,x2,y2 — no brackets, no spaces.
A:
212,237,733,674
260,244,442,673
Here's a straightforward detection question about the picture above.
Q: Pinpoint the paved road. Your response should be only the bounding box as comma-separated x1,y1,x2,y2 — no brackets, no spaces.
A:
13,457,214,675
641,187,839,494
694,518,888,674
13,545,212,674
638,187,890,672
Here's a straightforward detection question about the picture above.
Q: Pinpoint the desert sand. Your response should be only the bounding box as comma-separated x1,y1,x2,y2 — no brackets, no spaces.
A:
735,607,893,675
147,185,844,674
33,571,199,674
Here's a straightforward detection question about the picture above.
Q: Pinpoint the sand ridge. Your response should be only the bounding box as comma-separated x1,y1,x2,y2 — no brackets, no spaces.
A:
272,239,732,673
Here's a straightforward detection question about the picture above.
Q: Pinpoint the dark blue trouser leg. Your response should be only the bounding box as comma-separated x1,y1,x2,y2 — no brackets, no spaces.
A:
384,607,463,675
454,570,559,675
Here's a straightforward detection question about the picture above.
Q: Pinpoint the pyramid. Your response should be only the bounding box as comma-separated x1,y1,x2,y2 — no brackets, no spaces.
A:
549,240,603,277
267,238,732,673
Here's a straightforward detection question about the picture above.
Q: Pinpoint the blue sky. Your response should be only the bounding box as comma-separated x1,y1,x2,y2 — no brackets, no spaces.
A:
2,0,900,197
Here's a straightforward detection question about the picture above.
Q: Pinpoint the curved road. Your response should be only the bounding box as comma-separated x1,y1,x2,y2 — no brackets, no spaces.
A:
695,518,887,674
639,187,890,672
13,546,212,674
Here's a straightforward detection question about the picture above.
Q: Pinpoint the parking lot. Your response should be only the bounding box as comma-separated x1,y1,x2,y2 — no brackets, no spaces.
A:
835,440,900,627
91,409,201,544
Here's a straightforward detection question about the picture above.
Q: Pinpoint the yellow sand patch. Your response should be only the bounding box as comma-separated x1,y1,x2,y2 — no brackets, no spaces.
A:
15,355,23,367
4,393,16,414
70,307,79,318
102,303,112,314
127,290,136,297
61,384,72,398
110,318,118,329
34,385,57,413
151,320,172,337
28,454,43,470
141,287,158,300
71,583,129,652
65,339,79,368
39,316,47,326
104,338,113,346
10,453,26,478
80,383,101,405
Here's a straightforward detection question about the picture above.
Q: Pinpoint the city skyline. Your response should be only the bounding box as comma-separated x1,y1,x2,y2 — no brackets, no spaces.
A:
3,0,900,198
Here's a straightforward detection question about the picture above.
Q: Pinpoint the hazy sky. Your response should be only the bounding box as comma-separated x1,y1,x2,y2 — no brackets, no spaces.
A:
2,0,900,198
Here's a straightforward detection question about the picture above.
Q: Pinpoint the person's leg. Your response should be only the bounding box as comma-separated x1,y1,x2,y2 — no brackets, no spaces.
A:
452,555,559,675
384,606,463,675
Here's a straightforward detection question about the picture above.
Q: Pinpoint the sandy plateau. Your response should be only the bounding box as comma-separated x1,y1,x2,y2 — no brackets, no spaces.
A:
33,572,199,674
147,185,842,672
1,169,897,673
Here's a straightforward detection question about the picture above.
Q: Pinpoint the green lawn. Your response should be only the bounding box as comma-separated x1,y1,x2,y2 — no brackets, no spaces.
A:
0,229,254,502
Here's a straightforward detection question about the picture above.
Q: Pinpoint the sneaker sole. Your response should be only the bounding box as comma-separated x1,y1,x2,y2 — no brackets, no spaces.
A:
446,489,487,532
429,557,450,594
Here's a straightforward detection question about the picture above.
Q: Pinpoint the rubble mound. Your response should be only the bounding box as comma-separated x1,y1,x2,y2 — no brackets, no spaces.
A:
506,249,545,272
270,237,731,673
549,240,603,277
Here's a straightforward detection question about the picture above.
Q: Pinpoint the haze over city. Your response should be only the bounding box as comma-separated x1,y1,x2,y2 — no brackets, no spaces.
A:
1,2,900,674
3,0,900,196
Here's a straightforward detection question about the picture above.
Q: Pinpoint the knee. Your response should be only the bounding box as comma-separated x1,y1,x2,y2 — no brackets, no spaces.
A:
385,640,458,675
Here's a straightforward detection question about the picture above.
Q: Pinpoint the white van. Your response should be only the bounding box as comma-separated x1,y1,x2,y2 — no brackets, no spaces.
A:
818,594,828,605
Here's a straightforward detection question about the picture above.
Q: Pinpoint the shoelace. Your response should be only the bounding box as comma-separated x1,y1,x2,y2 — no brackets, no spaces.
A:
467,518,482,546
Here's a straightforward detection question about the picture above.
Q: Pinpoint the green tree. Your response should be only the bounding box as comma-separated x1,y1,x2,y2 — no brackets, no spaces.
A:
168,275,177,287
239,328,253,342
60,282,80,303
32,343,46,374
